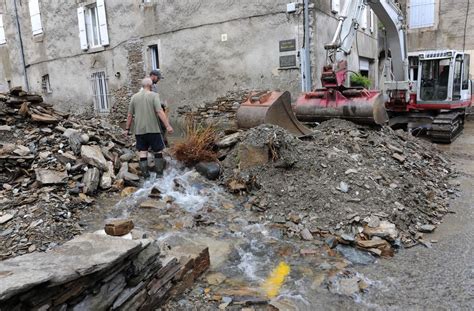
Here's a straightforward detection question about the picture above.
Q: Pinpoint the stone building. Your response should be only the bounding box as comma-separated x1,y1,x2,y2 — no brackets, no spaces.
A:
399,0,473,77
0,0,379,117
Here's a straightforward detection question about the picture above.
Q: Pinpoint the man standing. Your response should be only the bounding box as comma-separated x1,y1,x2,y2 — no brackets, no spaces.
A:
150,69,169,147
126,77,173,178
150,69,163,94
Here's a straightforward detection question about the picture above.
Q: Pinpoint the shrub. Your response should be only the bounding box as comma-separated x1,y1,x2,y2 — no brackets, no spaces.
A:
350,73,371,89
171,115,218,166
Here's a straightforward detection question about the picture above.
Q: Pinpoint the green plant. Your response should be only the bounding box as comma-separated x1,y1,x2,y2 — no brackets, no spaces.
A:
350,73,371,89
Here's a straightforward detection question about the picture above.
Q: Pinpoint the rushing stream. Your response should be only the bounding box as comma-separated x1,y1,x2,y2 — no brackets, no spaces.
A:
88,157,386,310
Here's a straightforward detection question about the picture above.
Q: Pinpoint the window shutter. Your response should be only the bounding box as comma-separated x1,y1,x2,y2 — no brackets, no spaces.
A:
28,0,43,35
0,15,6,45
409,0,436,29
96,0,109,46
361,5,368,29
77,7,88,50
331,0,341,13
370,10,375,33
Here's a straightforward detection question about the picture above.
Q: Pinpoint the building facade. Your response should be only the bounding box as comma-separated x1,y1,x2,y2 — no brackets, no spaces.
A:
0,0,379,117
399,0,473,77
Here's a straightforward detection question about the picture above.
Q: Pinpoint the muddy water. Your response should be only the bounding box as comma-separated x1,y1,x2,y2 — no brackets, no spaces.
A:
89,123,474,310
89,159,365,309
355,121,474,309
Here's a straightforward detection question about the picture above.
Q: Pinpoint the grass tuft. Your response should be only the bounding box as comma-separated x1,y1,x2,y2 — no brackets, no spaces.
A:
171,115,218,166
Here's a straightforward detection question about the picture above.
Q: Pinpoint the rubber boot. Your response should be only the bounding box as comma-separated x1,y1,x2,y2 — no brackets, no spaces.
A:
139,160,150,178
154,158,165,177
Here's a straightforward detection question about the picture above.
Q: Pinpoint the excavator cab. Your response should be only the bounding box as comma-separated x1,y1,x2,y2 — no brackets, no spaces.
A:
417,51,471,104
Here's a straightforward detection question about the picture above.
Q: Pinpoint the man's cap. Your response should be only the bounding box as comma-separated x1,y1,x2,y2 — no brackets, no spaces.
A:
150,69,164,80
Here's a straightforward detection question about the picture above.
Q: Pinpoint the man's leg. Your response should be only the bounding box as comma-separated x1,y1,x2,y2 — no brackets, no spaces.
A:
150,133,166,177
136,135,150,178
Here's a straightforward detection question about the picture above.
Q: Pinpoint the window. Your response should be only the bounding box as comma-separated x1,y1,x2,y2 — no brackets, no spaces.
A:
77,0,109,50
453,55,462,99
91,71,109,113
29,0,43,36
359,57,370,77
462,54,470,90
331,0,341,13
409,0,436,29
42,74,51,93
409,56,419,81
149,45,159,70
85,5,101,48
0,15,6,45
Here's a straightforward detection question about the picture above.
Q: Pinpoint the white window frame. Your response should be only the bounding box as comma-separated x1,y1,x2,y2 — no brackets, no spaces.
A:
85,5,101,48
90,71,110,113
408,0,436,29
0,15,6,45
149,44,159,70
28,0,43,36
77,0,109,51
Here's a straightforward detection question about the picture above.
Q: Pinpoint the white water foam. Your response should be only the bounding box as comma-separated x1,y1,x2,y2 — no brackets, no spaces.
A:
112,157,222,218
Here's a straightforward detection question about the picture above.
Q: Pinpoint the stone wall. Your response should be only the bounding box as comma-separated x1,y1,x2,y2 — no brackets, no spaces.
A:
0,233,210,310
0,0,379,116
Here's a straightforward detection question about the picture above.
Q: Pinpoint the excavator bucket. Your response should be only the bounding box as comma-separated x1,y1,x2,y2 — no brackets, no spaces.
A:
294,88,389,125
236,91,313,137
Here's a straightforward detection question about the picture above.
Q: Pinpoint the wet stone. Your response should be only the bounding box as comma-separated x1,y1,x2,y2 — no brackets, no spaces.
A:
325,236,338,249
336,245,375,265
104,219,135,237
340,233,355,243
195,162,221,180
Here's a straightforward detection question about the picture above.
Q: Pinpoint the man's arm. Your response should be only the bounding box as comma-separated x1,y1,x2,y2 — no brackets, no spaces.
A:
153,93,173,133
126,98,134,134
126,113,133,134
156,109,173,134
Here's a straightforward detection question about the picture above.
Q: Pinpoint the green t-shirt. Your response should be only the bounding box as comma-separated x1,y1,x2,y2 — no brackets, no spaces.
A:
128,90,163,135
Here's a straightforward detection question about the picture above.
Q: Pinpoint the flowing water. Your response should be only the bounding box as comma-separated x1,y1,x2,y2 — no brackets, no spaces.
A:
88,122,474,310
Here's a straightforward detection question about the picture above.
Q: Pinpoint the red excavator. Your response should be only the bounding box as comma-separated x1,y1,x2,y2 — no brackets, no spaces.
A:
236,0,473,143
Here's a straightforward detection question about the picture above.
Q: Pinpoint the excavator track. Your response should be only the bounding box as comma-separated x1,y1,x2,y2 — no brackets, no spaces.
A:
429,111,465,143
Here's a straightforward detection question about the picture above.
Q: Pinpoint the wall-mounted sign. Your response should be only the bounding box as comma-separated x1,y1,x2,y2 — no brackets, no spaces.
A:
280,55,297,68
279,39,296,52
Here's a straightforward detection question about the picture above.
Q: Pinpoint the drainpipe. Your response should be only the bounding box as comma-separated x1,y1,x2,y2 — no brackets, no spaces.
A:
301,0,312,92
13,0,29,91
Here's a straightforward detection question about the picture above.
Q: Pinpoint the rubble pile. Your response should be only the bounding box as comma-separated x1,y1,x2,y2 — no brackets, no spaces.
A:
0,89,146,260
219,120,456,253
176,90,250,128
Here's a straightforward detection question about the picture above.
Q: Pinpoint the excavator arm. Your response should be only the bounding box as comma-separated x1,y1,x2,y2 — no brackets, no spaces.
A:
323,0,409,88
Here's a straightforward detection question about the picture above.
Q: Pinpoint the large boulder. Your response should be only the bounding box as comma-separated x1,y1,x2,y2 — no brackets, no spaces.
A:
81,145,107,171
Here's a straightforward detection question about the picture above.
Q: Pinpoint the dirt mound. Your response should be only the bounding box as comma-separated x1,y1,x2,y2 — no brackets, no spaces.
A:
220,120,456,248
